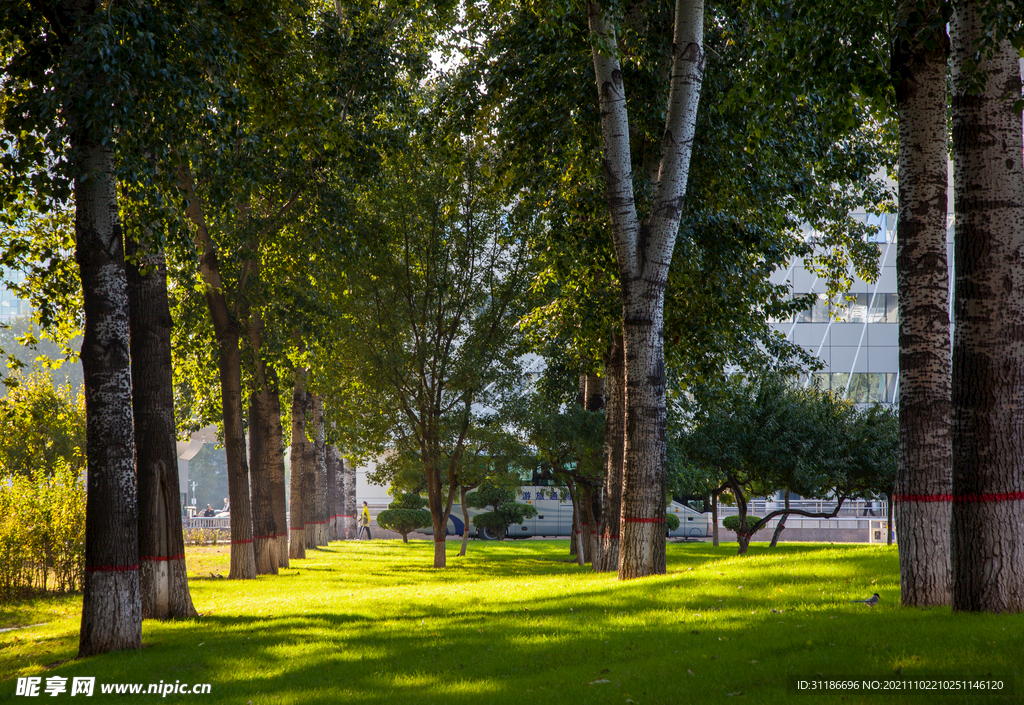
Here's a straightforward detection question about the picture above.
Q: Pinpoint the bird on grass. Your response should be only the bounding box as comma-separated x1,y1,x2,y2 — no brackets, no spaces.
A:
850,593,880,607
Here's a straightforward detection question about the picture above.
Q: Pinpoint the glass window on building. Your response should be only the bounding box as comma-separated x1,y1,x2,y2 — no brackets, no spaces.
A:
797,293,831,323
839,372,899,404
868,293,898,323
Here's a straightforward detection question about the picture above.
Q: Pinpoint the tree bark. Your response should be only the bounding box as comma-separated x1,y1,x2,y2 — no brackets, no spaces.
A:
312,395,329,546
344,456,357,539
288,368,307,559
328,445,340,541
949,1,1024,613
266,375,289,568
892,0,953,608
126,235,198,619
74,136,142,656
178,164,255,580
303,393,318,550
769,491,790,548
597,334,624,572
589,0,705,580
248,396,278,575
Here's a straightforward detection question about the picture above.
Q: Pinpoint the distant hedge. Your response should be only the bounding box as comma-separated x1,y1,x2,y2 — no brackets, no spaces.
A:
666,513,680,531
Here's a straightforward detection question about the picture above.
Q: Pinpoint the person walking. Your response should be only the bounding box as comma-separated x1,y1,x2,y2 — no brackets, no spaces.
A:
358,501,372,540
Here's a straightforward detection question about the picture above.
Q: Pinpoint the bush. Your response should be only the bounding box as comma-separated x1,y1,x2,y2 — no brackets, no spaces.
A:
0,461,85,599
471,511,511,539
389,492,428,510
666,513,680,531
376,507,431,542
723,514,761,535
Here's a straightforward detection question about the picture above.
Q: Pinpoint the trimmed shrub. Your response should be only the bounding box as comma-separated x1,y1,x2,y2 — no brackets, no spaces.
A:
377,495,431,542
723,514,761,535
666,513,680,531
471,511,511,539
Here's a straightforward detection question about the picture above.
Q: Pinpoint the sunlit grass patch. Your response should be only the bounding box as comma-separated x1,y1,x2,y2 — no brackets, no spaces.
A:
1,540,1021,704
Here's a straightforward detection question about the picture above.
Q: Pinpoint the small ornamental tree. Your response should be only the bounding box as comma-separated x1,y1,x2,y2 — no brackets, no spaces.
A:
376,493,431,543
723,514,760,553
666,513,680,532
467,480,537,539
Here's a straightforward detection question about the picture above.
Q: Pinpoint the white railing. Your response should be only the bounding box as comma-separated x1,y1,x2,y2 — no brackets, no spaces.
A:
716,499,889,518
184,516,231,529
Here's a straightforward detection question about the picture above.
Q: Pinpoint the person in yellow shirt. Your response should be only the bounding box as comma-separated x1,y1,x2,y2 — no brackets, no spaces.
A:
358,501,372,540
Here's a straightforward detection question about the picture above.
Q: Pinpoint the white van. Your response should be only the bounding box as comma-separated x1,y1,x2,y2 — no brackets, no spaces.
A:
425,486,712,540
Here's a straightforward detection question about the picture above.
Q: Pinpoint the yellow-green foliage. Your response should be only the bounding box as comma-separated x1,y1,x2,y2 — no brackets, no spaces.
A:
0,462,85,598
0,369,85,479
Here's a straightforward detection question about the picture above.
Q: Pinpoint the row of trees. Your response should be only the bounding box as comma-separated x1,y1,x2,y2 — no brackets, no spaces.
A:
2,0,1021,657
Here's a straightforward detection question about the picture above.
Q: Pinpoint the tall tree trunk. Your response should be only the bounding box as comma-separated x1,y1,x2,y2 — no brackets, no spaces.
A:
179,165,255,580
949,2,1024,613
126,236,197,619
344,456,357,539
288,369,307,559
247,289,287,571
597,334,624,572
265,373,289,568
328,445,340,541
303,393,318,550
589,0,705,580
74,137,141,656
892,0,953,608
312,395,329,546
248,397,278,575
584,372,604,567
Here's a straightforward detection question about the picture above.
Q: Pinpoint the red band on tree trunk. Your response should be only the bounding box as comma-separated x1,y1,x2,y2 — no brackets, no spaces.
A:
252,534,276,540
954,491,1024,503
139,554,185,562
434,537,446,542
289,527,304,531
894,493,953,502
623,517,666,523
86,564,139,572
341,514,355,518
895,492,1024,503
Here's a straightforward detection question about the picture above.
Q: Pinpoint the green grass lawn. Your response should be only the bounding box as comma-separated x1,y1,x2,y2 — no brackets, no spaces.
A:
2,541,1021,704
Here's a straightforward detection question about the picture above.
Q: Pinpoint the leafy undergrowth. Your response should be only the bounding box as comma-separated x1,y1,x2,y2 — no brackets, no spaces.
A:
1,541,1021,704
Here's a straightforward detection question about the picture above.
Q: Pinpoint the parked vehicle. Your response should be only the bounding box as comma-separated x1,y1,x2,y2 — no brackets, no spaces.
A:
421,486,713,539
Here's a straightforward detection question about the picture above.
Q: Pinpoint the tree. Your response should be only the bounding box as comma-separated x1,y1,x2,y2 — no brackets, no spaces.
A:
0,0,161,655
587,0,706,578
466,480,538,541
376,493,431,543
327,134,536,568
125,230,198,618
890,0,953,609
288,370,308,560
680,375,897,555
527,395,604,565
949,0,1024,613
